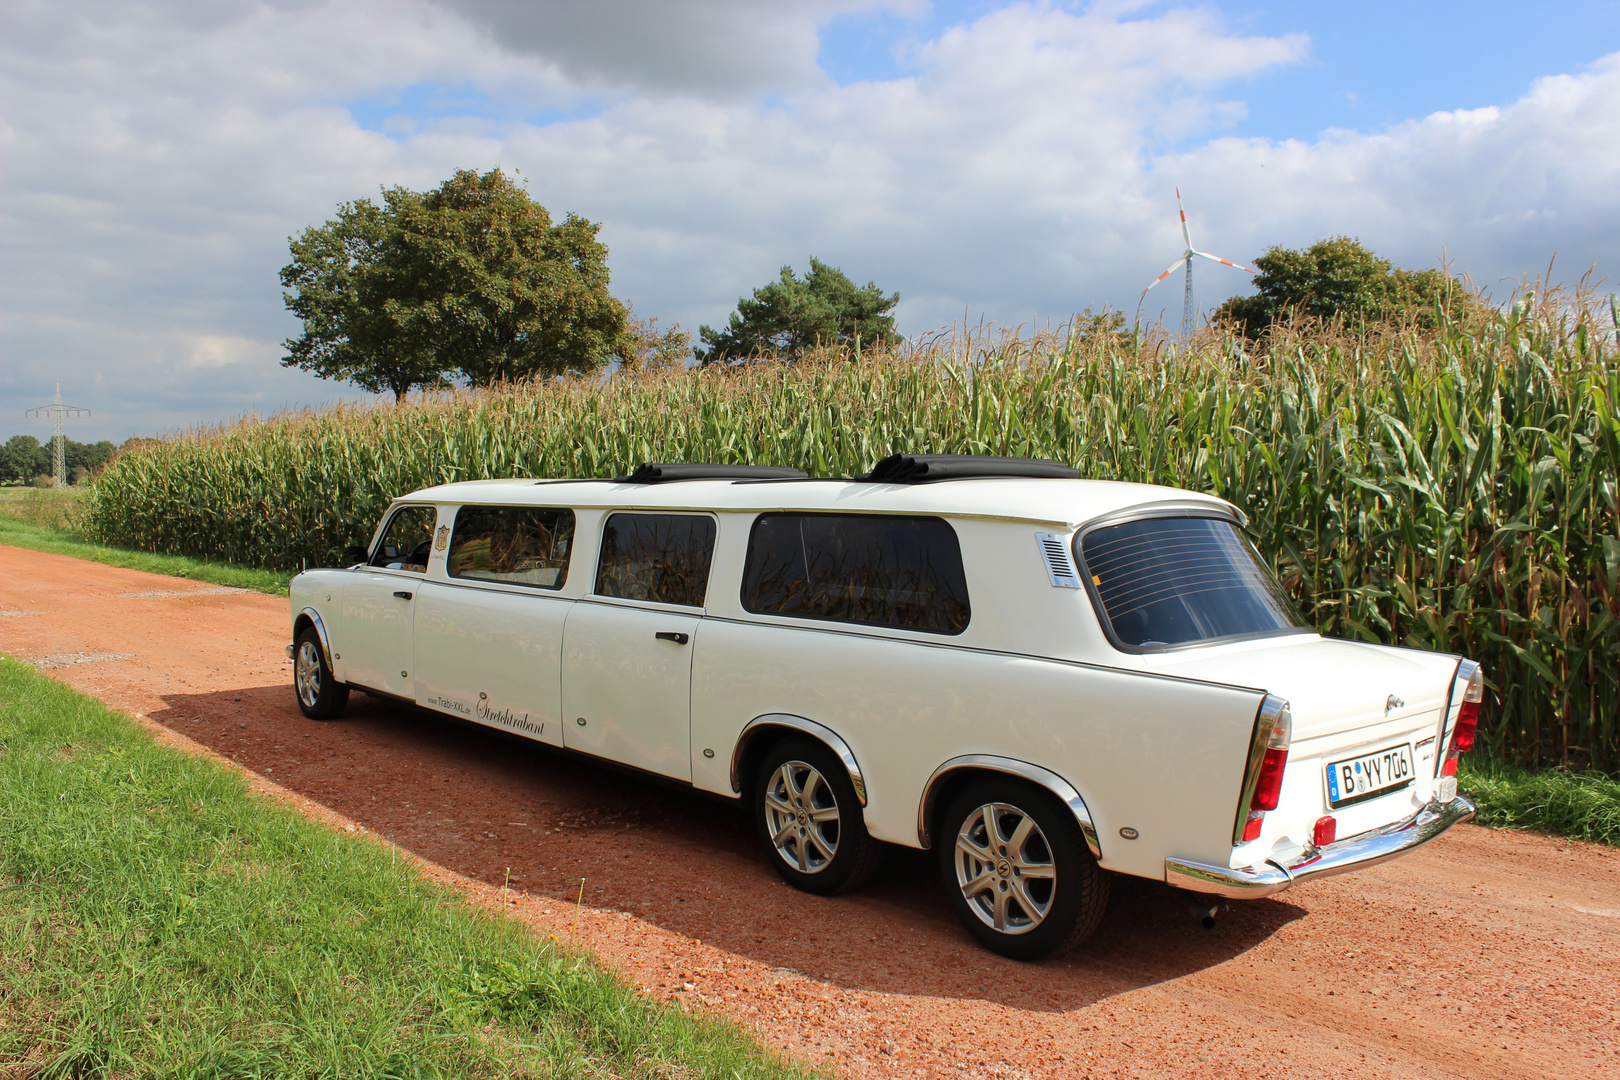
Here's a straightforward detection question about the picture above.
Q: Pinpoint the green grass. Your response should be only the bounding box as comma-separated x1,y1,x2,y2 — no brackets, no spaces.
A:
1457,755,1620,846
0,486,88,532
0,658,817,1080
0,516,292,597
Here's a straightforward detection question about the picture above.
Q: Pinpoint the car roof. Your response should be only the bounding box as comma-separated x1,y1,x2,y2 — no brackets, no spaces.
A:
399,476,1238,530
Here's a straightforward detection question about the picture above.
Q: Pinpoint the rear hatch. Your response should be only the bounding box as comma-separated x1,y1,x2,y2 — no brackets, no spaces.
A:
1144,634,1462,855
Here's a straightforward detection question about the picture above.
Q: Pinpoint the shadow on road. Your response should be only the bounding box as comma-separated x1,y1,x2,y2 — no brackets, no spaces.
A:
150,682,1307,1013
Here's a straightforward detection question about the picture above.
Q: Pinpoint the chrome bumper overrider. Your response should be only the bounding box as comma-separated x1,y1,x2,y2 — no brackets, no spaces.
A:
1164,795,1476,899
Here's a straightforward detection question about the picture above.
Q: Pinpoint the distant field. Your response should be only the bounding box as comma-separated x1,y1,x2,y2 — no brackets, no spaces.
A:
80,306,1620,772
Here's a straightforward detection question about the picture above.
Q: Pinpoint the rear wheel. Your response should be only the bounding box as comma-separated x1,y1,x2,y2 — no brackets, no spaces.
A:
293,626,349,721
755,738,883,895
938,776,1109,960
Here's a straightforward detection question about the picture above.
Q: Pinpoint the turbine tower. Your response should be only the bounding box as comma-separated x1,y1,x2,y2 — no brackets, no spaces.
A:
26,383,90,490
1140,189,1255,338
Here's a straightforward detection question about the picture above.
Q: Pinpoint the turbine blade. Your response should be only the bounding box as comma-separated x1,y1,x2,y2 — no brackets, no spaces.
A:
1176,187,1193,250
1142,256,1190,296
1193,250,1255,274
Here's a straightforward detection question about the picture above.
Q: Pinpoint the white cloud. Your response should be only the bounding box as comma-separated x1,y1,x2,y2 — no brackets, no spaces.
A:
440,0,920,97
1,1,1616,441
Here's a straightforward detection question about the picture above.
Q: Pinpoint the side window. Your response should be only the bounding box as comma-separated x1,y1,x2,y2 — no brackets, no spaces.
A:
448,506,575,589
595,513,717,607
371,506,437,572
741,513,971,635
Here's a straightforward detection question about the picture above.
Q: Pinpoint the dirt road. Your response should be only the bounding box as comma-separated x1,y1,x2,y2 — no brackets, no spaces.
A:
1,544,1616,1079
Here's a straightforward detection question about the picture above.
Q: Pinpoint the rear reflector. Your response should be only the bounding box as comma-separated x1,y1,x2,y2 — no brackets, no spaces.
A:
1313,816,1337,848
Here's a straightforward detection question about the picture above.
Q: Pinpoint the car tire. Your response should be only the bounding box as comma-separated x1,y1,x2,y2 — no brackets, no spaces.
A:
293,626,349,721
937,776,1110,960
756,737,884,896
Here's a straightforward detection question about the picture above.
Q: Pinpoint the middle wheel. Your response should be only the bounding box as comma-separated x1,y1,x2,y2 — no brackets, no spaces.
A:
755,737,883,895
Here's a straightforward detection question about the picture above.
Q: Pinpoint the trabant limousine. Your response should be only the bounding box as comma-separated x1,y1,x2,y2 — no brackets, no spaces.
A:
287,454,1480,958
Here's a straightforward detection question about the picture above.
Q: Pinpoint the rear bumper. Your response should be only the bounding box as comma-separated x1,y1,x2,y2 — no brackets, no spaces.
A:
1164,794,1476,899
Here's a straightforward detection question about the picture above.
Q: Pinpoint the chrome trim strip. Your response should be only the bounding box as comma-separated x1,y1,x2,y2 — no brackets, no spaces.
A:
730,714,868,806
917,754,1101,859
1166,794,1476,899
295,606,335,672
1232,694,1289,845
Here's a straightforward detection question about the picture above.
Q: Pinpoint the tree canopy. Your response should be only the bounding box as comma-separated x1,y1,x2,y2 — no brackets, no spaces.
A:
0,434,116,485
1214,236,1475,339
281,168,631,398
697,258,899,363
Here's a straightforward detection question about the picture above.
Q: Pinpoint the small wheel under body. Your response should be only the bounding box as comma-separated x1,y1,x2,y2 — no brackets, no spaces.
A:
755,737,883,895
293,626,349,721
938,776,1110,960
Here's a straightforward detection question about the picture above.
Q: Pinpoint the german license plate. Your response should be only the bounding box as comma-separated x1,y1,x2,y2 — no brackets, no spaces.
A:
1325,743,1415,808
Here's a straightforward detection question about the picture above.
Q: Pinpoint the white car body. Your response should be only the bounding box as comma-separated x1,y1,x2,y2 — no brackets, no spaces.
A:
288,466,1477,951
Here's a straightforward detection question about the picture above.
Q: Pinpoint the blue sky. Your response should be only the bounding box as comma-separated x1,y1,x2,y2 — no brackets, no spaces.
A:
3,0,1618,441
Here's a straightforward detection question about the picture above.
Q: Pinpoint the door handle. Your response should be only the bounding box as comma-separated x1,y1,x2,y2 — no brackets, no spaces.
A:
654,631,689,645
393,590,414,600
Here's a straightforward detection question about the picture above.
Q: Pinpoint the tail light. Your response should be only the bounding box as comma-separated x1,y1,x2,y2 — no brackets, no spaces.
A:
1236,696,1291,844
1440,664,1484,778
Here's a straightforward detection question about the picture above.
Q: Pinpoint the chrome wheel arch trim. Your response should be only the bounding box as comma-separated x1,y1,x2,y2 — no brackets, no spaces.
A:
730,713,868,807
294,606,335,672
918,754,1101,859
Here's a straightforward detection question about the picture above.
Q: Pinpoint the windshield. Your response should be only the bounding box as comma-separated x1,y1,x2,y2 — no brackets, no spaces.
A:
1077,515,1305,650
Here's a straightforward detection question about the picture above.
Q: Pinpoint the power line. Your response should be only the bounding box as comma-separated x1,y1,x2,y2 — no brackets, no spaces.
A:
25,383,90,490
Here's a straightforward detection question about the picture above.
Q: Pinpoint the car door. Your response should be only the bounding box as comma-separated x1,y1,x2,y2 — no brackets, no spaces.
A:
341,504,437,698
561,511,716,781
413,503,576,747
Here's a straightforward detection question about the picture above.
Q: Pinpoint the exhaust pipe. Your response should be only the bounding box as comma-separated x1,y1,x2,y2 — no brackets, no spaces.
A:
1184,893,1222,930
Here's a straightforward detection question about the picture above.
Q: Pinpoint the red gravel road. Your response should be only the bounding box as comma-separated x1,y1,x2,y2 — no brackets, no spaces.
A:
2,544,1617,1079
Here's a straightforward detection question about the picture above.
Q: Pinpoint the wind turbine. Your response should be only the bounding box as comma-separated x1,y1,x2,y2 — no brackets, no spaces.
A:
1140,188,1254,338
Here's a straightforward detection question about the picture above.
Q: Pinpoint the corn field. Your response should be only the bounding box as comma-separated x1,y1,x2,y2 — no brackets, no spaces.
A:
86,299,1620,770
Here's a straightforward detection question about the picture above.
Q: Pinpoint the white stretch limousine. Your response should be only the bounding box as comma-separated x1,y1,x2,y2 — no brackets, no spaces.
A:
287,455,1480,958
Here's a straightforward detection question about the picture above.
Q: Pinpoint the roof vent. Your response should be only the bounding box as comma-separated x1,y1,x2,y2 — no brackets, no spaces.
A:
1035,531,1083,588
615,462,809,484
856,453,1080,484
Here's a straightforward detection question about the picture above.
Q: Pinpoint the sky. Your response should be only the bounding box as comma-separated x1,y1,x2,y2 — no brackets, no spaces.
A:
3,0,1618,442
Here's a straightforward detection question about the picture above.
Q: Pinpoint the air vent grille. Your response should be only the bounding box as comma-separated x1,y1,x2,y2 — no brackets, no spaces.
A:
1035,531,1082,589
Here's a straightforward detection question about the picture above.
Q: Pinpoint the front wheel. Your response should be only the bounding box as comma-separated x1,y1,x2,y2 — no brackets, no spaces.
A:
293,626,349,721
938,776,1110,960
755,738,883,895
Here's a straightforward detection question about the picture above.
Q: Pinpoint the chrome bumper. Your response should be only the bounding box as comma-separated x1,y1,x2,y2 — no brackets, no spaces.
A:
1164,795,1476,899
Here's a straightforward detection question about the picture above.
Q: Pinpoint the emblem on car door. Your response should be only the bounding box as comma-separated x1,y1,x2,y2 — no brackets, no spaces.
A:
1385,694,1405,714
434,525,450,552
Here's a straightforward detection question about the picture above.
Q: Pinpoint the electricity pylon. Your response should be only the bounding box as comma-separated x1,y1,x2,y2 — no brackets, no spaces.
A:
25,383,90,489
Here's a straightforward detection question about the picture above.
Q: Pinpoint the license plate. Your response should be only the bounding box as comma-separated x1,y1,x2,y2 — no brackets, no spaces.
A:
1325,743,1416,808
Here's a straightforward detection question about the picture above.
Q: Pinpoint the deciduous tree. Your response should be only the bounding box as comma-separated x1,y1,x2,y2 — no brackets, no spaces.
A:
281,168,630,398
1215,237,1475,338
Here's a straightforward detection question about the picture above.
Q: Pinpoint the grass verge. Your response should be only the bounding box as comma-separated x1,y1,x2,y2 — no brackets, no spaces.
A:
0,657,816,1080
0,516,291,597
1458,755,1620,846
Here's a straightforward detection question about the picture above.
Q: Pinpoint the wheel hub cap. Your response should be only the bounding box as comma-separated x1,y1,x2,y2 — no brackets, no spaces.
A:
764,759,840,874
954,801,1057,935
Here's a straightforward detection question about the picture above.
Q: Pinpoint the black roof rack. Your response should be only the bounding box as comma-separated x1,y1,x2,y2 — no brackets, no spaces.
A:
614,462,810,484
855,453,1079,484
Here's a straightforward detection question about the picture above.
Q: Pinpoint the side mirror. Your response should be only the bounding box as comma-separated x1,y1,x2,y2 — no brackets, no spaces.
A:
343,545,371,567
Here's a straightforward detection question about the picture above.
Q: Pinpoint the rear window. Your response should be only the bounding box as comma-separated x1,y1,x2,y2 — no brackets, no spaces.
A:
447,506,574,589
741,513,970,635
595,513,717,607
1078,516,1303,650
